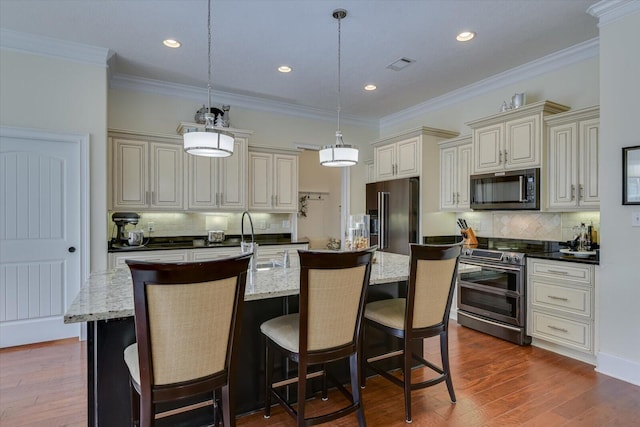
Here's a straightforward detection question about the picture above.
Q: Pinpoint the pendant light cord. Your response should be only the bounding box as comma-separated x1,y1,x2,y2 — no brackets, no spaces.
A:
207,0,212,111
336,12,342,139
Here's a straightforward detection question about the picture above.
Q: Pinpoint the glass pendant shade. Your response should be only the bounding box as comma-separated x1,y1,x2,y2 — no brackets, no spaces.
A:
319,131,359,167
184,113,234,157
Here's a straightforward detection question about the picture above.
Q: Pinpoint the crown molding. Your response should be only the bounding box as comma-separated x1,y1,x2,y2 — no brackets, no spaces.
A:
0,28,113,67
379,37,599,131
588,0,640,26
109,73,378,129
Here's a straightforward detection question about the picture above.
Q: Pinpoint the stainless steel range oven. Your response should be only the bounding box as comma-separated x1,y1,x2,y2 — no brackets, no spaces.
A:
457,247,531,345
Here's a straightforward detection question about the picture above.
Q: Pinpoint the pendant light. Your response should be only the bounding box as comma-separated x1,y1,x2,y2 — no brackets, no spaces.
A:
319,9,359,167
184,0,234,157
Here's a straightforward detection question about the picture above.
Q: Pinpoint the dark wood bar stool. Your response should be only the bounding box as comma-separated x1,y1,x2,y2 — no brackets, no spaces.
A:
124,254,251,427
261,248,375,427
362,243,462,423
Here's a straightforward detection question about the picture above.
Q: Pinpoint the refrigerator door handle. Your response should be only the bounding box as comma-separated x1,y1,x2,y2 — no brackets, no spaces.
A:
378,191,384,249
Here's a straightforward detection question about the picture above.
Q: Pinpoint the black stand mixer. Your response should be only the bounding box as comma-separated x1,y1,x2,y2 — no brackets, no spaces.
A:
111,212,141,245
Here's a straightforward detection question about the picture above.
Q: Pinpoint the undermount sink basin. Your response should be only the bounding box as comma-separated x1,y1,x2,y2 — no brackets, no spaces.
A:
254,260,284,270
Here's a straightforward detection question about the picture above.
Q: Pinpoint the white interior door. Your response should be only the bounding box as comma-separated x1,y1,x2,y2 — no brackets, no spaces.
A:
0,130,82,347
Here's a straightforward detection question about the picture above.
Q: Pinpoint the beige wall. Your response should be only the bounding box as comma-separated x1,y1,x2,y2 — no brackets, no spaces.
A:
596,9,640,385
297,150,342,242
0,50,108,272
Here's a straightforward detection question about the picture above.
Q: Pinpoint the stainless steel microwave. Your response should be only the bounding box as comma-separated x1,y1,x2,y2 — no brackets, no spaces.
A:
470,168,540,210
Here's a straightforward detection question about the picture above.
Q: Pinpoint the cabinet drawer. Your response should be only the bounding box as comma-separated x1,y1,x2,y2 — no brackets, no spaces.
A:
191,248,239,261
529,259,592,284
530,278,591,317
108,250,189,269
530,310,592,352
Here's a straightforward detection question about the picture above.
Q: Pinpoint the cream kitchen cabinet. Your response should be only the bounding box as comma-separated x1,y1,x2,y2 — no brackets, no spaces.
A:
439,135,472,211
374,137,420,180
466,101,570,174
176,124,254,212
108,249,189,269
186,136,248,211
248,148,299,212
109,133,184,210
527,258,596,364
545,106,599,210
191,247,240,261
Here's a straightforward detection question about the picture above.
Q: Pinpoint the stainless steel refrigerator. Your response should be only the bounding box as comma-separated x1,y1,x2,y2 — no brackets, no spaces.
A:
366,177,419,255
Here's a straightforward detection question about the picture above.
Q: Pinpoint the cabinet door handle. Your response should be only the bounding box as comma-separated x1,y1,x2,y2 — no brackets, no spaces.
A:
456,192,460,204
499,151,502,164
151,191,155,205
146,191,150,205
579,185,584,200
571,185,575,201
504,150,508,162
275,195,278,206
547,325,569,333
547,269,569,275
547,295,569,301
215,193,220,206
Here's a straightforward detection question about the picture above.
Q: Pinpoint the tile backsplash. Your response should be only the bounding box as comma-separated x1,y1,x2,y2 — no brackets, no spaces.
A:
107,211,293,240
458,211,600,243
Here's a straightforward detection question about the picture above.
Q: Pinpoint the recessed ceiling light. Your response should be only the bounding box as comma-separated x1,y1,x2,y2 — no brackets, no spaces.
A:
163,39,181,48
456,31,475,42
364,84,377,91
278,65,292,73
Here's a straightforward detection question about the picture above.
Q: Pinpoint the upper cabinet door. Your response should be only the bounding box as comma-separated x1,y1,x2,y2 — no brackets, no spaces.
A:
112,138,148,209
218,138,247,210
505,115,540,169
548,123,578,209
440,146,457,210
473,124,503,173
248,152,273,210
187,155,217,209
375,144,396,180
457,143,473,209
396,137,420,177
273,154,298,211
578,118,600,208
149,142,183,209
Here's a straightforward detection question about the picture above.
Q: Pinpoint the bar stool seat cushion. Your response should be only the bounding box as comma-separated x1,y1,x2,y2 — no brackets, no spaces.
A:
365,298,406,330
124,343,141,386
260,313,300,353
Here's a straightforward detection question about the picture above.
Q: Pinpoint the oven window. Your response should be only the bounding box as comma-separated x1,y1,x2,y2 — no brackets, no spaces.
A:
459,286,518,319
459,265,519,292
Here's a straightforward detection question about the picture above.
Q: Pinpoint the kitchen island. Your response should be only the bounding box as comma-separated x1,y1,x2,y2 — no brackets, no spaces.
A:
65,251,467,426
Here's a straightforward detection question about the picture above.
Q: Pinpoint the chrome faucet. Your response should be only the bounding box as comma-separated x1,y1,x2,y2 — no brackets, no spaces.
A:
241,211,258,272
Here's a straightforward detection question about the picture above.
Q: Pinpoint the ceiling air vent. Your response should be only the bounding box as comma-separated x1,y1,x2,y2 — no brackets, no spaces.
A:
386,57,416,71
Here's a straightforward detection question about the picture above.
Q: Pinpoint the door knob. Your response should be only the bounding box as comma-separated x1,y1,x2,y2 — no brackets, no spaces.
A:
68,247,76,253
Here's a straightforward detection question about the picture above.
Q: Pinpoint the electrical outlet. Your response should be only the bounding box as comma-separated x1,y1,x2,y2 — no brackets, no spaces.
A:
632,211,640,227
282,220,291,228
148,222,154,232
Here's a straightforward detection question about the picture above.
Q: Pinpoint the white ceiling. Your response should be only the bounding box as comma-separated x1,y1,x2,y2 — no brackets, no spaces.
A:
0,0,599,123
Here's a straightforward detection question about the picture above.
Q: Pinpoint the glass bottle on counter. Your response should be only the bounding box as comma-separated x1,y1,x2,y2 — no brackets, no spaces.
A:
345,214,370,251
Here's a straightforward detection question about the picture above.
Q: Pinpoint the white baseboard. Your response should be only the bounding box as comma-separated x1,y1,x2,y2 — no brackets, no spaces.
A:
596,352,640,386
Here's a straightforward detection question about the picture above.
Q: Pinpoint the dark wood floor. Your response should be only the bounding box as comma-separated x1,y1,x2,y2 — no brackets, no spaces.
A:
1,322,639,426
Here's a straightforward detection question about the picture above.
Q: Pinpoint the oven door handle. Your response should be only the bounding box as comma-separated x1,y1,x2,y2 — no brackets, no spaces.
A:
458,281,520,297
460,259,522,272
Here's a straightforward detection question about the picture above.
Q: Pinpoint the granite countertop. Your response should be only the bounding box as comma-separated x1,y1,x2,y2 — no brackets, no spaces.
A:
526,251,600,265
108,234,310,253
65,252,479,324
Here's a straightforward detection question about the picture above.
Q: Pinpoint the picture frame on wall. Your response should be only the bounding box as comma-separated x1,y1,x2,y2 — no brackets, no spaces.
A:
622,145,640,205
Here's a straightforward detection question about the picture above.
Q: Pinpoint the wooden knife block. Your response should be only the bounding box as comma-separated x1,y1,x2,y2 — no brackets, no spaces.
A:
461,227,478,247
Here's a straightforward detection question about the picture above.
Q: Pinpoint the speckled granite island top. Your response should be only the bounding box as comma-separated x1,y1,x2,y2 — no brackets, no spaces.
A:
65,252,478,324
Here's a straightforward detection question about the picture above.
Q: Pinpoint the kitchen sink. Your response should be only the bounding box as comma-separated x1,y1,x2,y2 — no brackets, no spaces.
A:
254,260,284,270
